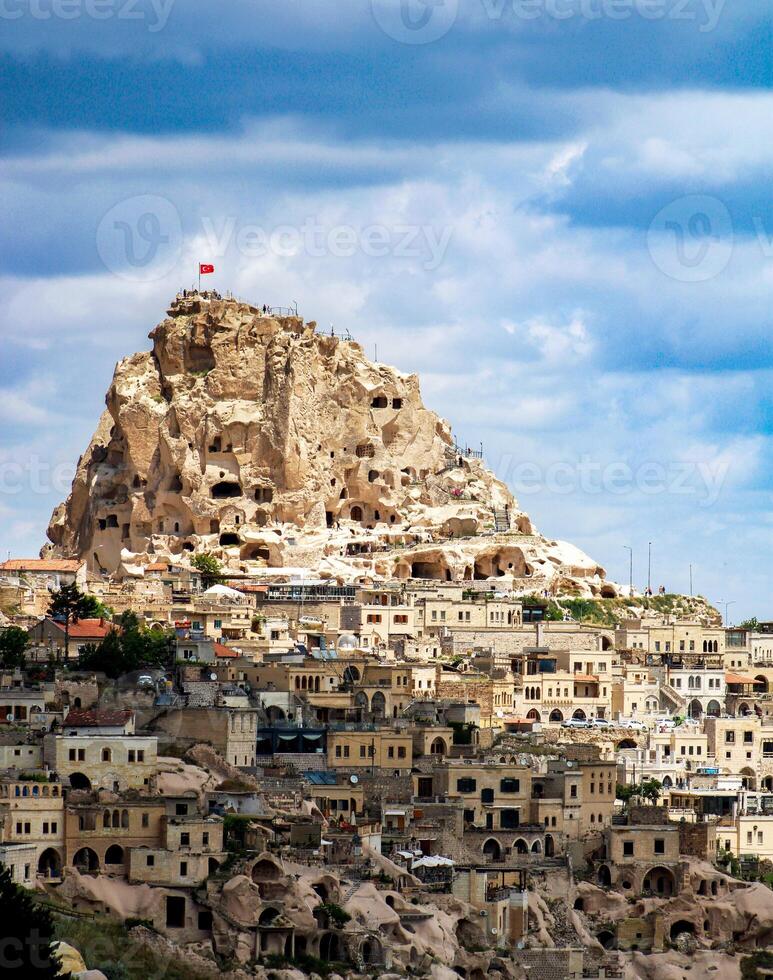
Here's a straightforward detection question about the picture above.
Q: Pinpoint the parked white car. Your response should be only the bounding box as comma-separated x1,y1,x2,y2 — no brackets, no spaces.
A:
623,720,647,731
562,718,590,729
591,718,611,728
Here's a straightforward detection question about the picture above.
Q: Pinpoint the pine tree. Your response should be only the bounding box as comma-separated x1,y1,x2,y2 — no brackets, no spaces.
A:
0,865,67,977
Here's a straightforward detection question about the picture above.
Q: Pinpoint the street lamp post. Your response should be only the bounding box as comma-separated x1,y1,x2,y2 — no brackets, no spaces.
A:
624,545,633,597
647,541,652,595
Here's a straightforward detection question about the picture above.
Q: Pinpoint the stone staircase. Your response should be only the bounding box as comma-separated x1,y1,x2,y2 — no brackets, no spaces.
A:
660,682,685,713
494,509,510,532
340,880,360,905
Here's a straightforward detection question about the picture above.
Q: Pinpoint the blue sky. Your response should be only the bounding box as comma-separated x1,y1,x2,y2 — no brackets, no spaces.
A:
1,0,771,619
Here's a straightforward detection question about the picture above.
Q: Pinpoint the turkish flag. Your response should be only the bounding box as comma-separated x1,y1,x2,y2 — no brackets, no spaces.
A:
199,263,214,274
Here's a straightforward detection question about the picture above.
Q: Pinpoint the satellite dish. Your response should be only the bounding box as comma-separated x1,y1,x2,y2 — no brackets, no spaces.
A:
349,774,359,785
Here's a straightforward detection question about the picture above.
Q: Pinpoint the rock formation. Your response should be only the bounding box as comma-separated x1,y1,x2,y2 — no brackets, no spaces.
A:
45,293,612,594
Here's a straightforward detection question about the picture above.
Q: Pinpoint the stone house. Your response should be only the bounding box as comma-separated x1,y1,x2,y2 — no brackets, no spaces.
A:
598,821,681,897
0,776,65,879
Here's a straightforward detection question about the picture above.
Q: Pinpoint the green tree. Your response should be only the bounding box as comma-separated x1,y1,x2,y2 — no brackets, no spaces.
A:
740,617,760,631
191,552,221,589
47,584,95,662
639,778,663,803
0,626,29,670
0,865,67,977
78,613,172,679
616,783,640,808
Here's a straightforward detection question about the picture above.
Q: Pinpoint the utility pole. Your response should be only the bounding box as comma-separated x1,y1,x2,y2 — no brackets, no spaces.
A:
624,545,633,597
724,601,735,627
689,564,693,596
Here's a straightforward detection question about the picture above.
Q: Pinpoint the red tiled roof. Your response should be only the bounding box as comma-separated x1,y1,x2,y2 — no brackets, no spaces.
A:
1,559,83,572
50,618,114,638
145,562,169,572
573,674,599,683
213,642,239,658
64,708,132,727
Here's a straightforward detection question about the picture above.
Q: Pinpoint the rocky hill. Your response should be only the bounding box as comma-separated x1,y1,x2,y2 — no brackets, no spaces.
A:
44,293,613,594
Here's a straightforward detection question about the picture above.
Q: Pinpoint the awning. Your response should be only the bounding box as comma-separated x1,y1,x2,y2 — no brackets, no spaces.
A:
726,673,763,685
573,674,599,683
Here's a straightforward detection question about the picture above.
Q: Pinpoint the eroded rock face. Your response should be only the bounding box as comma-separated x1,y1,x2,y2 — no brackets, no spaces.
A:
45,294,610,592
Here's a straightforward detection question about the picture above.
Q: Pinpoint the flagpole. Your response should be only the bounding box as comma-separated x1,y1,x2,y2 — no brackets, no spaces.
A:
197,264,200,294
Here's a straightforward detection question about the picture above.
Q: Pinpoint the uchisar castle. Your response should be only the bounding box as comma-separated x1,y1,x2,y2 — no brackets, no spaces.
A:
0,291,769,980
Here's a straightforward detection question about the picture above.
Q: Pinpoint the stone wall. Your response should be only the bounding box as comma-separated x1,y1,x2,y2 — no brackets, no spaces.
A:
678,820,716,860
628,805,670,826
513,947,584,979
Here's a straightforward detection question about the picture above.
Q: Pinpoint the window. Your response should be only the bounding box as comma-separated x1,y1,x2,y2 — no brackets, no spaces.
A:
214,619,222,629
360,745,366,758
128,750,136,762
654,642,661,652
397,746,406,759
51,822,57,834
180,861,188,876
78,749,85,761
654,839,665,854
623,841,634,856
570,785,577,798
147,855,155,866
745,731,754,744
43,822,49,834
137,750,145,762
142,812,149,828
68,749,76,761
203,832,209,846
180,833,190,846
725,732,735,744
335,745,342,758
175,803,188,816
500,778,520,793
343,745,349,758
456,778,477,793
388,746,394,758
